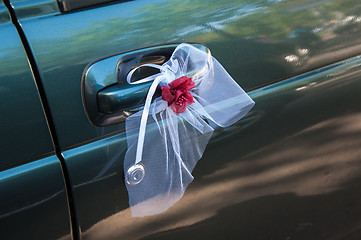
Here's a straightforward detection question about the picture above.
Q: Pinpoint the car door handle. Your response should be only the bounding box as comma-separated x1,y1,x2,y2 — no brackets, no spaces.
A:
97,81,153,114
82,43,208,126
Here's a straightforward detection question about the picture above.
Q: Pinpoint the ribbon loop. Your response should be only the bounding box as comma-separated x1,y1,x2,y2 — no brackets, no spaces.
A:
126,63,165,85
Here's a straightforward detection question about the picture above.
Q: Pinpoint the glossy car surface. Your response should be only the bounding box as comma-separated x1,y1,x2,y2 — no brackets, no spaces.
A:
1,0,361,239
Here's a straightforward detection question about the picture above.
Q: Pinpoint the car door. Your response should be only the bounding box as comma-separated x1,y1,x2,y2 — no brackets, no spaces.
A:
8,0,361,239
0,2,71,240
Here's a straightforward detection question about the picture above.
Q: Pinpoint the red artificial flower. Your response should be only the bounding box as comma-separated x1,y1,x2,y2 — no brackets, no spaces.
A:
161,76,195,113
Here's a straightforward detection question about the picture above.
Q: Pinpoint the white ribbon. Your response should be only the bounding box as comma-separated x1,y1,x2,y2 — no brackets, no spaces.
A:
127,66,165,165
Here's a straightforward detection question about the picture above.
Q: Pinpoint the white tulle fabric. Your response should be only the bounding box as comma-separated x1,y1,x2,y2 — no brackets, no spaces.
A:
124,43,254,217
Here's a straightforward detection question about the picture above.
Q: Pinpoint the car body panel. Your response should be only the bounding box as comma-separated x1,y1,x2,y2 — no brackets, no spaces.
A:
11,0,361,148
66,55,361,239
0,2,9,22
0,8,53,169
0,156,72,240
0,4,71,239
6,0,361,239
7,0,59,19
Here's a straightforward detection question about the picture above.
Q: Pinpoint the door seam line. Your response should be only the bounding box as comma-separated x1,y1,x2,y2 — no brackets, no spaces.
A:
3,1,80,239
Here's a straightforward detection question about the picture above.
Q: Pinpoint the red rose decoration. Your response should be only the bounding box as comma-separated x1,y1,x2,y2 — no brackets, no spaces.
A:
161,76,195,113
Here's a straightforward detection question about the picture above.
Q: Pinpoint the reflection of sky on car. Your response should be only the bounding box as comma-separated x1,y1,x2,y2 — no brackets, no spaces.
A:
20,0,361,70
0,156,64,219
14,0,361,151
174,4,264,39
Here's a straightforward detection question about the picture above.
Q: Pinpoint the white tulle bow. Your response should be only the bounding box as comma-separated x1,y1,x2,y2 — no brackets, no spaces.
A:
124,43,254,217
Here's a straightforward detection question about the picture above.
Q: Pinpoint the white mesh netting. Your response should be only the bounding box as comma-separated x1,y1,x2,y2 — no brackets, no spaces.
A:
124,43,254,217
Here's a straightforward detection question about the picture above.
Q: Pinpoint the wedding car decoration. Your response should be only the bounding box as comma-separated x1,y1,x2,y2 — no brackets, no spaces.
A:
123,43,255,217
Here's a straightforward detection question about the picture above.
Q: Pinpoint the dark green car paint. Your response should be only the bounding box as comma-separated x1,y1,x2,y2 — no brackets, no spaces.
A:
0,3,71,239
6,0,59,19
0,2,9,22
10,0,361,149
0,156,72,240
63,55,361,239
3,0,361,239
0,5,53,170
